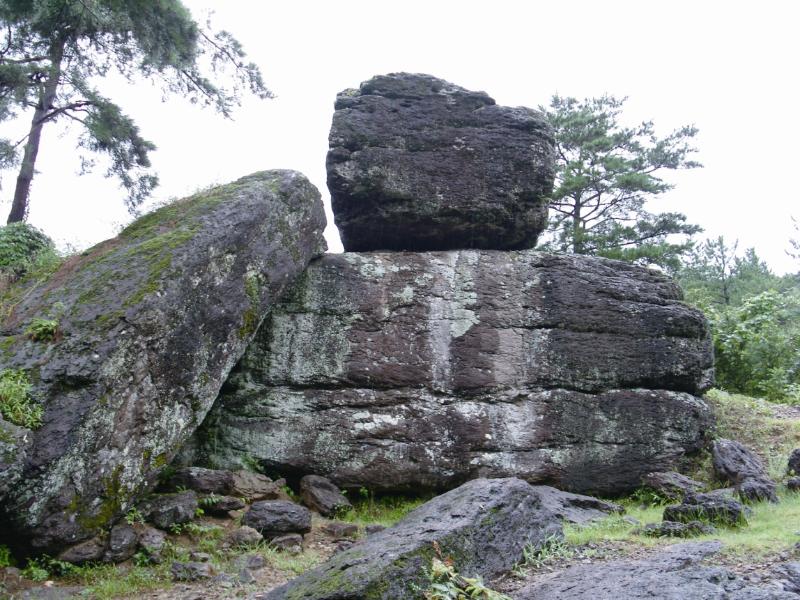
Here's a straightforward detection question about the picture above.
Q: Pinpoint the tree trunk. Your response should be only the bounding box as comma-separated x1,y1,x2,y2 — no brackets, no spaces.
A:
571,200,583,254
6,41,64,224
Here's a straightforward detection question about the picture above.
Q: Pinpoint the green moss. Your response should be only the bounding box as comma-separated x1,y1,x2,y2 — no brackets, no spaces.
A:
72,465,128,531
238,271,262,338
153,453,168,469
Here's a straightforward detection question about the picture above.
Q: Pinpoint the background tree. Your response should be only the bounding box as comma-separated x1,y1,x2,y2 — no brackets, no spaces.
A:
789,216,800,264
0,0,271,223
539,95,702,271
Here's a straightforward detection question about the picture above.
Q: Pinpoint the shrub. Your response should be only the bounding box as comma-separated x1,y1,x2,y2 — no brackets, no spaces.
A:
25,317,59,342
0,222,55,275
0,369,42,429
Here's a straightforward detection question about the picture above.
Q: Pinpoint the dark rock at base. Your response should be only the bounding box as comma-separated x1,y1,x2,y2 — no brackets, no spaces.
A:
713,439,768,483
663,492,748,527
56,537,105,565
141,490,198,530
197,251,713,496
321,521,359,538
514,541,799,599
226,526,263,548
271,534,303,554
737,475,779,503
0,170,327,554
637,520,715,538
788,449,800,475
299,475,351,517
103,524,138,563
787,477,800,492
230,470,283,502
203,495,246,516
171,561,214,582
263,478,618,600
641,471,704,501
327,73,554,252
163,467,234,495
242,501,311,540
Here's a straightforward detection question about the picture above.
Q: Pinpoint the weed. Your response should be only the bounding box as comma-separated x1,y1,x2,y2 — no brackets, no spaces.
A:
424,541,511,600
0,368,42,429
0,544,14,568
124,507,145,526
516,534,575,571
24,316,59,342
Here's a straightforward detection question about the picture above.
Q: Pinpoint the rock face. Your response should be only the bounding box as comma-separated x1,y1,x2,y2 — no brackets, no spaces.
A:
0,170,326,554
514,541,799,599
192,251,713,495
327,73,554,252
265,478,615,600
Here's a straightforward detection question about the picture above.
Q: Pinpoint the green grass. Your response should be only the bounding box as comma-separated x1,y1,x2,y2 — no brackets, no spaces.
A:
340,493,432,527
0,368,42,429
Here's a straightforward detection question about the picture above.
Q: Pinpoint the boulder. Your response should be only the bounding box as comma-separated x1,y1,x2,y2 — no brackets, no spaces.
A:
640,471,704,501
242,500,312,540
787,477,800,492
171,561,214,582
788,449,800,475
736,475,778,503
137,526,166,560
161,467,234,495
327,73,554,251
55,537,105,565
230,470,283,502
663,492,747,527
514,541,799,599
263,478,617,599
712,438,768,482
299,475,351,517
194,251,713,495
141,490,198,530
226,526,263,548
103,524,138,563
270,534,303,554
0,170,326,554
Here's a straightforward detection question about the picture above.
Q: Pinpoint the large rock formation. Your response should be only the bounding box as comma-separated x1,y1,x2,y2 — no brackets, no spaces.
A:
0,170,326,554
327,73,554,252
189,250,713,495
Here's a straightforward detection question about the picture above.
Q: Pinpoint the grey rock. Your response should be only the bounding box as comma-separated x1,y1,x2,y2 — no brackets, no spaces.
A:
327,73,554,252
788,449,800,475
0,170,327,554
162,467,234,495
270,534,303,554
299,475,351,517
534,485,623,524
242,500,311,540
514,541,799,599
230,470,282,502
663,492,748,527
55,537,104,565
141,490,198,530
103,524,138,563
195,251,713,495
713,439,768,483
637,520,715,537
238,568,257,585
737,475,779,503
787,477,800,492
137,526,166,556
641,471,705,501
365,524,385,535
264,478,611,600
171,561,214,582
321,521,359,538
226,525,263,548
202,494,246,516
234,553,267,571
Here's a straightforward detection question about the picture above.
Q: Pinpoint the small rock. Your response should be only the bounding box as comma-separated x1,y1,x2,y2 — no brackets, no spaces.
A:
365,524,386,535
239,569,257,585
212,573,236,588
162,467,234,495
231,470,282,502
270,534,303,554
171,561,214,582
141,490,198,530
300,475,352,517
787,477,800,492
189,551,211,563
103,524,138,563
622,517,641,527
788,449,800,475
712,439,768,483
56,537,105,565
243,500,312,539
640,472,704,501
321,521,359,538
137,526,167,561
227,525,263,548
737,475,779,503
242,554,267,571
663,492,748,527
636,520,716,538
203,495,246,516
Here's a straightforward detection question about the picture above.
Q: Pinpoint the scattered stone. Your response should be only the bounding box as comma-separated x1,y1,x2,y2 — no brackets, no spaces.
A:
663,492,748,527
264,478,609,599
103,524,138,563
640,471,704,501
242,500,312,540
141,490,198,530
737,475,779,503
327,73,554,252
270,534,303,554
56,537,105,565
299,475,351,517
713,439,768,483
196,251,713,496
230,470,283,502
226,526,263,548
637,520,716,538
163,467,234,495
171,561,214,582
787,477,800,492
788,449,800,475
321,521,359,538
0,170,327,555
202,495,246,516
365,524,385,535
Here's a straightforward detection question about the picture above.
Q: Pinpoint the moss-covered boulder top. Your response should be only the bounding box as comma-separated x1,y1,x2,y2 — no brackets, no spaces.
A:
0,169,326,555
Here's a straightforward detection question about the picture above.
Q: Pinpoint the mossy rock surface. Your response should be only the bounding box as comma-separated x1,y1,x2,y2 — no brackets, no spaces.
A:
0,170,326,555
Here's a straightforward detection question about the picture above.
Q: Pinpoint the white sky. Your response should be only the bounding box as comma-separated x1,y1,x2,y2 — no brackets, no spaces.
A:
2,0,798,273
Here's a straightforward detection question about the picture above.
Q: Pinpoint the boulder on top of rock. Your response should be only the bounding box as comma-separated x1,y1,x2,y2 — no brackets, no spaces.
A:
713,439,768,483
264,478,618,600
641,472,704,501
299,475,351,517
0,170,326,555
242,500,311,540
327,73,554,252
195,251,713,495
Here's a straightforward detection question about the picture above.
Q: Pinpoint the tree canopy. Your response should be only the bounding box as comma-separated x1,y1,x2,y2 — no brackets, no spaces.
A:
0,0,271,223
539,95,702,271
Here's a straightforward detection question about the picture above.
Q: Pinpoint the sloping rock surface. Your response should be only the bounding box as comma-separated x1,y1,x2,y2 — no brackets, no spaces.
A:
263,478,615,600
192,250,713,495
0,170,326,553
327,73,554,251
514,542,799,599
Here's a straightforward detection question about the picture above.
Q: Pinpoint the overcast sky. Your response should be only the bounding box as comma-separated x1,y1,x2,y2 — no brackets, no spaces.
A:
3,0,798,273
